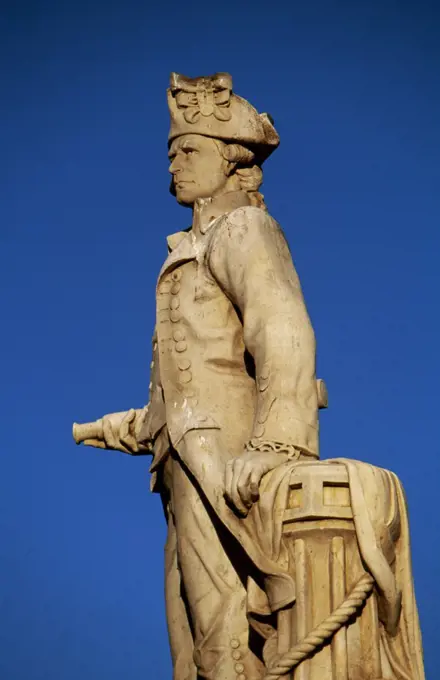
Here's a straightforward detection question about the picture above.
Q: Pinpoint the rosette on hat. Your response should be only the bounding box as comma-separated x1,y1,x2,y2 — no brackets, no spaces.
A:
167,72,279,162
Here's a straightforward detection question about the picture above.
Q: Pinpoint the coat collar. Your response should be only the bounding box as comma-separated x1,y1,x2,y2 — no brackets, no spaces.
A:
166,190,251,251
192,190,251,237
159,191,251,282
166,228,191,252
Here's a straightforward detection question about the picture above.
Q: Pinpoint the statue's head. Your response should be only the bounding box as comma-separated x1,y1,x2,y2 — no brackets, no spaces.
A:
167,73,279,207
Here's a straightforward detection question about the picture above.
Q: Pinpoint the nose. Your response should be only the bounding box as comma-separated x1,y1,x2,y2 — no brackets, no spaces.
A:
168,156,182,175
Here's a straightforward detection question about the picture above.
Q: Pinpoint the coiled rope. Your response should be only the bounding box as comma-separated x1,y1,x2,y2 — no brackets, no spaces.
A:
264,572,375,680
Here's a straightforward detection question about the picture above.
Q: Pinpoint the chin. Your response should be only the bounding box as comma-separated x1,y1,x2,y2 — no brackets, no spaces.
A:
175,188,197,206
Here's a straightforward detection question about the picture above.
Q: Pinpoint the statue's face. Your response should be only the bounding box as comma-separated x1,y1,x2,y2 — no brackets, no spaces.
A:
168,134,228,205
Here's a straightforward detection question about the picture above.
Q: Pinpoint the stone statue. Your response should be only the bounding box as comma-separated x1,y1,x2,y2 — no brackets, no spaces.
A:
73,73,425,680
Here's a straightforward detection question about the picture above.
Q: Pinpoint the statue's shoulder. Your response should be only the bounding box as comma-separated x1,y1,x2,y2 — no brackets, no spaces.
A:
221,204,275,227
209,205,280,251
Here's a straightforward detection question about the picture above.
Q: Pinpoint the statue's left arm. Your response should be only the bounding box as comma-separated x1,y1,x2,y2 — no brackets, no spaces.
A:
208,206,319,513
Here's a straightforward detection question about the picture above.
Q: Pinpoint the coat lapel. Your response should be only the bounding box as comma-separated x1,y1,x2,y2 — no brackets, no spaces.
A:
157,230,197,282
158,192,251,284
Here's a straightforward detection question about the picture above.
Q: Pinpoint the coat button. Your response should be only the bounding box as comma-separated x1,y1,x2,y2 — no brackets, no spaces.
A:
237,675,246,680
179,370,192,384
175,341,187,352
232,651,241,660
234,663,244,673
159,282,171,294
171,282,181,294
230,639,240,649
170,311,182,322
173,329,185,342
171,270,182,281
169,297,180,310
177,358,191,371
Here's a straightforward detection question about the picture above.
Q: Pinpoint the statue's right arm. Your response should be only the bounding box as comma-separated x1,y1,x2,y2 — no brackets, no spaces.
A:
73,407,152,454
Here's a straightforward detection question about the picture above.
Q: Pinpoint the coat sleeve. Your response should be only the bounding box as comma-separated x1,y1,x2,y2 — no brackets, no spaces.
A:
208,206,319,456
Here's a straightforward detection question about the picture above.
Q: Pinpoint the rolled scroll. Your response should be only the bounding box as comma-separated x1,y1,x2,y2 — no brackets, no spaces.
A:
72,419,104,444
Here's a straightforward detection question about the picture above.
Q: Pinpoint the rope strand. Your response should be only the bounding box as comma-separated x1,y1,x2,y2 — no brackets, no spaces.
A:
264,572,375,680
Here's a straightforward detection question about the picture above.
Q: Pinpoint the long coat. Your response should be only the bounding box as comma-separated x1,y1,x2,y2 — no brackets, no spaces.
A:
139,192,319,490
136,193,323,613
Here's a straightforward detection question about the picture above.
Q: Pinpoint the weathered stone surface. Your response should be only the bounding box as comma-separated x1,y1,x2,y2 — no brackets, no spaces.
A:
73,72,425,680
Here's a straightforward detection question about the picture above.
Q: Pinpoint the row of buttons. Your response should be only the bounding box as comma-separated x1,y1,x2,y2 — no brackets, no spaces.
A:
230,639,246,679
168,269,197,406
170,271,183,323
193,637,246,677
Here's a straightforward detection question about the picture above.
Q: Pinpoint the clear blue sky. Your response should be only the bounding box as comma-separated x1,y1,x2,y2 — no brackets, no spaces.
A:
1,1,439,678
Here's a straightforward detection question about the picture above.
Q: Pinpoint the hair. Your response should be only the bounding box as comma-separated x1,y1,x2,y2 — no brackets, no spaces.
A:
213,140,266,210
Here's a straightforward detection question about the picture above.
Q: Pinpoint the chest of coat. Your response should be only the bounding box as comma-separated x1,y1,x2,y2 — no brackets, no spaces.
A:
154,256,255,446
155,255,250,408
157,259,238,337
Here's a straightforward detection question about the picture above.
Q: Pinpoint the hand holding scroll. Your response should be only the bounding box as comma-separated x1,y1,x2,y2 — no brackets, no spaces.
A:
73,408,150,454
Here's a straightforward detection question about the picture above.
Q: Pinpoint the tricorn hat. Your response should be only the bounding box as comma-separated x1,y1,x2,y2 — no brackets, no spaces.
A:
167,72,279,162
